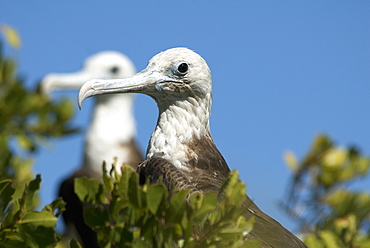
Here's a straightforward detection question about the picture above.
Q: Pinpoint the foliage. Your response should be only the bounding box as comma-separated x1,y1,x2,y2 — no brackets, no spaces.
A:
0,175,66,248
74,163,260,248
282,134,370,247
0,40,76,199
0,36,76,247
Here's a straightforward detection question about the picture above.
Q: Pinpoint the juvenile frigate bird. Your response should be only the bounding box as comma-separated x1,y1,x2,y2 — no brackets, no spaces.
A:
78,48,307,247
42,51,143,248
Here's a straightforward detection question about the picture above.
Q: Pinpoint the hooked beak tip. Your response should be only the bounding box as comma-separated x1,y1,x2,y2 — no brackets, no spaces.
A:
78,99,82,110
78,79,96,110
77,93,84,110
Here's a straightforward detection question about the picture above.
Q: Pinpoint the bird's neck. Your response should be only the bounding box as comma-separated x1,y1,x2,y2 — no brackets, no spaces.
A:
84,94,137,172
146,96,212,171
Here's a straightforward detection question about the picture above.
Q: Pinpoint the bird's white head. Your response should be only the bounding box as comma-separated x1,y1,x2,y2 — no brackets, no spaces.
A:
42,51,136,95
79,47,212,117
79,48,214,169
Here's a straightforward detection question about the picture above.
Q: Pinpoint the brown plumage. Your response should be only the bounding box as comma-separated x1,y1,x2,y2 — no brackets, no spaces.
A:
138,157,198,193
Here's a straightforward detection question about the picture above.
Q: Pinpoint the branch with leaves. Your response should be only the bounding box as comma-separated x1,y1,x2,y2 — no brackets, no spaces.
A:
282,134,370,247
0,175,65,248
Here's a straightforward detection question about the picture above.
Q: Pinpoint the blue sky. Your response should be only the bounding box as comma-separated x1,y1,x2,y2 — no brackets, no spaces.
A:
2,1,369,233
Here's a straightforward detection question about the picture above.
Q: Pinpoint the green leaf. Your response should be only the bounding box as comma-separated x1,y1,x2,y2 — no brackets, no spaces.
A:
16,134,35,152
128,172,142,209
0,179,14,215
83,205,110,228
140,216,158,240
167,190,189,224
224,171,246,206
74,177,105,204
70,239,83,248
320,230,346,248
17,225,58,248
0,231,26,248
25,174,41,211
116,164,132,198
192,193,217,223
42,197,66,217
0,24,21,49
147,184,166,214
2,199,21,228
284,150,299,172
304,234,325,248
102,161,114,195
17,211,57,227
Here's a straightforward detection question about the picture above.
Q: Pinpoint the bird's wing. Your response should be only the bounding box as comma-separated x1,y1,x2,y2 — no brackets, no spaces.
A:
242,196,307,248
137,157,199,194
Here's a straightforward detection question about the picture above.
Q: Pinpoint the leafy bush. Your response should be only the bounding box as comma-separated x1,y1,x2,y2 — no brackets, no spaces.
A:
74,163,260,248
283,134,370,247
0,175,65,248
0,37,76,248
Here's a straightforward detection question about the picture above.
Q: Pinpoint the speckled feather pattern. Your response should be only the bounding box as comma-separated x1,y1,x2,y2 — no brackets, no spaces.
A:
146,94,211,171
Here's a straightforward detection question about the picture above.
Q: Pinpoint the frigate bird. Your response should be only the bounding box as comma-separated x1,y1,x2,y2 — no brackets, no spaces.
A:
42,51,143,247
78,48,307,247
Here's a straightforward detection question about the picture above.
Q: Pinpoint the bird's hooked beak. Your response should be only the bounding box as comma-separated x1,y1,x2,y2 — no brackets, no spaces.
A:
78,70,174,109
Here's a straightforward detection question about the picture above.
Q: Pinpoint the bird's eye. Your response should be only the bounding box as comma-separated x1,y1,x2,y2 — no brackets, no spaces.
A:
178,63,188,73
110,66,119,74
172,62,189,76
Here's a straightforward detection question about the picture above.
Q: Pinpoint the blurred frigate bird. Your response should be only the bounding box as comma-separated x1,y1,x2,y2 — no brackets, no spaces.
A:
42,51,143,247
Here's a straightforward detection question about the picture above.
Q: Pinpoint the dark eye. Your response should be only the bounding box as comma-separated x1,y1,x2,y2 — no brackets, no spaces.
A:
177,63,188,73
110,66,119,74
